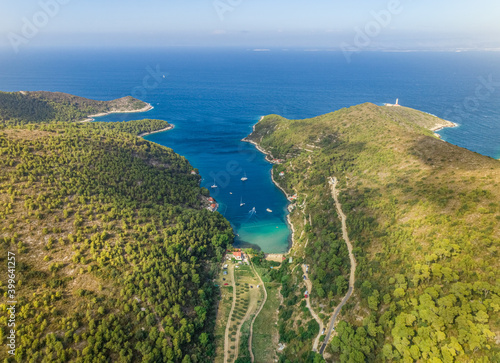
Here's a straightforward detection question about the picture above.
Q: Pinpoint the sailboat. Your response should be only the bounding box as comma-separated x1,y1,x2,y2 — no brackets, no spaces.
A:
240,197,245,207
241,172,248,181
211,179,218,189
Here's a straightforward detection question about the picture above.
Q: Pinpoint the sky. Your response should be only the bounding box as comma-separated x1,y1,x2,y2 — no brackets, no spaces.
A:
1,0,500,50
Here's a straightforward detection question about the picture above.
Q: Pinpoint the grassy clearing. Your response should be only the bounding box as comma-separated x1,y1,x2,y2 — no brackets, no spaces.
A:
237,318,253,362
252,281,281,363
214,263,235,363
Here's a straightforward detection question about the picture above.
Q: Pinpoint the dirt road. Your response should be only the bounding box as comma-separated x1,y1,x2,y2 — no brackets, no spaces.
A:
224,264,237,363
319,177,357,355
301,265,324,352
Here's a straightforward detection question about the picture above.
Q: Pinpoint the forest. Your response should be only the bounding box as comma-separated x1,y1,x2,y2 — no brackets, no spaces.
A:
0,119,233,362
248,103,500,362
0,91,148,126
89,119,172,136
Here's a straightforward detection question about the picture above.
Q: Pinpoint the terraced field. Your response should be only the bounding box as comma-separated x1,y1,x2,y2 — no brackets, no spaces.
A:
214,260,265,363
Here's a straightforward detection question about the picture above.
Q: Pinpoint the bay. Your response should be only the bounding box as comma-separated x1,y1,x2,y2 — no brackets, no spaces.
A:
1,47,500,252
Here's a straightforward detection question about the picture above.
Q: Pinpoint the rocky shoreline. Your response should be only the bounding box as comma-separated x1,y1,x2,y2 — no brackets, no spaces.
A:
243,116,296,253
431,120,458,139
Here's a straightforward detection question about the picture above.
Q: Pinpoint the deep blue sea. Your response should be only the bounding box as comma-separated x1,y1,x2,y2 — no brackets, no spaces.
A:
1,48,500,252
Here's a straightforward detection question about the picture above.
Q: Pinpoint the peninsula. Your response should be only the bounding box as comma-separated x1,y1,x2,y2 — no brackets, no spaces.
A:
0,90,151,126
246,103,500,362
0,94,232,362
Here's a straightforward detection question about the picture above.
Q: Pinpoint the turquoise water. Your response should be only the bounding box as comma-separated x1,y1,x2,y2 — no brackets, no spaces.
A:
1,48,500,252
141,118,291,253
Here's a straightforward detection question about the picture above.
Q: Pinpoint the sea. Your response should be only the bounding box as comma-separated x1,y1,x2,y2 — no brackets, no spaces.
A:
1,48,500,253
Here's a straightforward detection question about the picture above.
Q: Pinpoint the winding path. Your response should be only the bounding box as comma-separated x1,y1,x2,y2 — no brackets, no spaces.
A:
248,260,268,362
302,265,324,352
224,265,237,363
318,177,357,355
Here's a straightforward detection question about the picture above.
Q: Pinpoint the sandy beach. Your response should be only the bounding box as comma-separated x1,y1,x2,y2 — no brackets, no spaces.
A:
265,253,285,262
80,103,154,122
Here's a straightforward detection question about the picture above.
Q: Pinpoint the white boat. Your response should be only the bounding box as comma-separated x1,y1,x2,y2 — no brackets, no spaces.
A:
211,179,218,189
240,197,245,207
241,172,248,181
266,208,272,213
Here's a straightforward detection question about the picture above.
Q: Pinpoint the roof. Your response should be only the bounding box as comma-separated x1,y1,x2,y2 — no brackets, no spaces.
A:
233,251,242,258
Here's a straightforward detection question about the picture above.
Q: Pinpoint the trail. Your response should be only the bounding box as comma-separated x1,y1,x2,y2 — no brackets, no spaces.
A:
248,260,268,362
301,265,324,352
318,177,357,355
224,265,237,363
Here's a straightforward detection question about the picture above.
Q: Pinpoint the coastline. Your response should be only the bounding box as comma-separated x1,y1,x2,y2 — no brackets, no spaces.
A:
138,124,175,137
431,120,458,132
431,120,458,139
243,116,296,253
80,103,154,122
242,117,283,164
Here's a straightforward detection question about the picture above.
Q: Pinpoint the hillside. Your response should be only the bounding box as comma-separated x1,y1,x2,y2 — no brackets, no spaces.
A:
0,120,233,362
248,103,500,362
0,91,150,126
